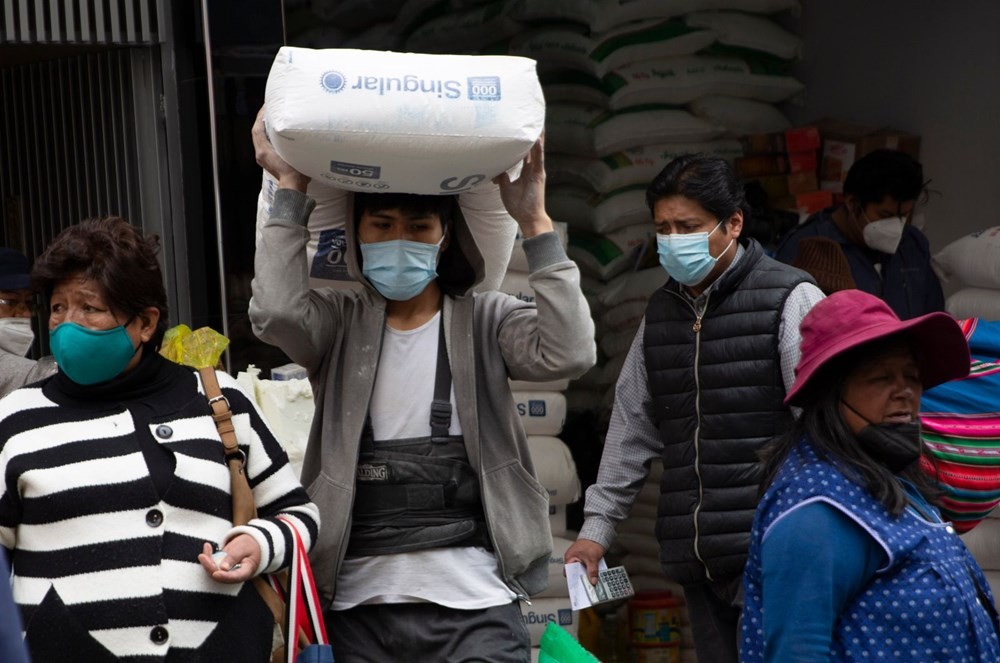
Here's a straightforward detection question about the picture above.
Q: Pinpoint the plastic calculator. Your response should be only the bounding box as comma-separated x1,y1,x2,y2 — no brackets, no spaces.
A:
580,565,635,605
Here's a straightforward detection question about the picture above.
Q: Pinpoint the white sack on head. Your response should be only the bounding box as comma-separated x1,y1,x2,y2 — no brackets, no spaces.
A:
264,46,544,195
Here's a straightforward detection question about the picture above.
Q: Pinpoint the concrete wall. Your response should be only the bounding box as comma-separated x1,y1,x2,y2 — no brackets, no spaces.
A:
783,1,1000,276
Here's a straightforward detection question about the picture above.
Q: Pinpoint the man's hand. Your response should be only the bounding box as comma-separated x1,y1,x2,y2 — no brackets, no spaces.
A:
251,107,311,193
198,534,262,584
564,538,607,586
495,136,554,239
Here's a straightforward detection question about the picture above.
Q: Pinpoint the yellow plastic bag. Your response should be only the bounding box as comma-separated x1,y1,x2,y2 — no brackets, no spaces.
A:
159,324,229,369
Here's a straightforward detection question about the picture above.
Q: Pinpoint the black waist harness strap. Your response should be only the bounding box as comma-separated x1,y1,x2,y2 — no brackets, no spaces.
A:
347,315,488,557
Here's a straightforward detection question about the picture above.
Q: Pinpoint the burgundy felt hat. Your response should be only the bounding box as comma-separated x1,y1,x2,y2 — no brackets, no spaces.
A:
784,289,970,406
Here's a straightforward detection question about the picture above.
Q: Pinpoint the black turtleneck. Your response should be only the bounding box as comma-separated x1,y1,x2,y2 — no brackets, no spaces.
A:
44,349,197,498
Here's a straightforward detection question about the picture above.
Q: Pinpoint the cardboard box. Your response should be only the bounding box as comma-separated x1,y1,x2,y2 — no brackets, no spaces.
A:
814,118,921,193
746,174,790,201
740,131,786,154
795,190,835,214
735,154,788,178
784,126,821,153
787,171,818,195
787,150,818,174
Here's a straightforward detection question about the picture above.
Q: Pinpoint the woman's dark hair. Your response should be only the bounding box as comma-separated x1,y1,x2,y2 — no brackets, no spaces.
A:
759,337,940,516
843,149,926,207
645,154,751,222
353,192,476,296
32,216,170,350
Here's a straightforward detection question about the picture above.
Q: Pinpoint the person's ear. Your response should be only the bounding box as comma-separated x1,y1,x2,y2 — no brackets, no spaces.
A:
134,306,160,344
726,209,743,238
844,194,862,219
440,223,451,252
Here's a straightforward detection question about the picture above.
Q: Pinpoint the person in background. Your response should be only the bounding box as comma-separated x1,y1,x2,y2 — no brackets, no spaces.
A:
565,155,824,663
741,289,1000,662
775,149,944,319
249,110,596,662
0,217,320,662
0,247,56,398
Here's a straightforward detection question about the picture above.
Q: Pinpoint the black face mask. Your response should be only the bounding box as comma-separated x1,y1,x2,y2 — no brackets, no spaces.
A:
841,400,922,473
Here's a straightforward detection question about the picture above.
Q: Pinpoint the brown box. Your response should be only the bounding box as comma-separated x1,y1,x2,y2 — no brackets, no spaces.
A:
735,154,788,178
787,150,818,174
747,174,790,201
740,131,786,154
787,171,818,195
814,118,921,193
795,190,835,214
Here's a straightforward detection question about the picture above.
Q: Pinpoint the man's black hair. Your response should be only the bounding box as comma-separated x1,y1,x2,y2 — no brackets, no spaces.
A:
843,149,925,207
645,154,751,222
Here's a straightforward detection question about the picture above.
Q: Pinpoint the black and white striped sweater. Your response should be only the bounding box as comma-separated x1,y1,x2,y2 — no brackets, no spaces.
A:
0,354,320,662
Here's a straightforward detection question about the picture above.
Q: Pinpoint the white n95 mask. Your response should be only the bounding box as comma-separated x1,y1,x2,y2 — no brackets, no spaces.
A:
0,317,35,357
862,216,906,254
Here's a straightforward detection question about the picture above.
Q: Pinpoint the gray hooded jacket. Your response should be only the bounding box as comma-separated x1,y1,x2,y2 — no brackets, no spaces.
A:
250,188,596,608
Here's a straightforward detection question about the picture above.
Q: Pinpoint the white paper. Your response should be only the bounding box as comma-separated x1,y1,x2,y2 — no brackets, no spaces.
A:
564,559,608,611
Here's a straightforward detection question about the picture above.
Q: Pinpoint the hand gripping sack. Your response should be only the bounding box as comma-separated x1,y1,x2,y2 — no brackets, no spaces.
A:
255,170,517,292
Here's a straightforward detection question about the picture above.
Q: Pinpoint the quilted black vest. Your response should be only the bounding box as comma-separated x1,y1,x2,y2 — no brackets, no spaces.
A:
643,239,813,585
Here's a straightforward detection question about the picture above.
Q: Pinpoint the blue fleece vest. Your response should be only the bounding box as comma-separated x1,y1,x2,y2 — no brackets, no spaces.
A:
742,443,1000,662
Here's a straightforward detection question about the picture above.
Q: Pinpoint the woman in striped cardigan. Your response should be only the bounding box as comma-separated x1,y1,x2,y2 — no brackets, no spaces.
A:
0,217,320,662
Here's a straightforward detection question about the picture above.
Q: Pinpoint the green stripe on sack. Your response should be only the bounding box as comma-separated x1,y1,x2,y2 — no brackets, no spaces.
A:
924,432,1000,447
698,45,797,75
600,153,636,170
569,234,623,265
591,19,703,63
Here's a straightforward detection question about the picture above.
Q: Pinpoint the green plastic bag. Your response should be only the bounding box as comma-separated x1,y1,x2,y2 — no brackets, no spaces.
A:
539,622,601,663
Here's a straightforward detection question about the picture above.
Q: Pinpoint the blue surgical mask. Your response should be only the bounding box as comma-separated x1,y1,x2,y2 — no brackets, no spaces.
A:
49,321,139,385
360,237,443,301
656,220,733,286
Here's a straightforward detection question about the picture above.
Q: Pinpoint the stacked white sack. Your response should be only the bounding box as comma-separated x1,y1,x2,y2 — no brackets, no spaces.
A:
522,436,583,646
614,458,698,659
522,535,584,648
500,222,586,538
235,366,315,479
258,46,550,291
512,3,802,426
933,226,1000,320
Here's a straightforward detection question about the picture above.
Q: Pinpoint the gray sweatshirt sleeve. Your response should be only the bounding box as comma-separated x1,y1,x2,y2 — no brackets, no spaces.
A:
248,188,337,372
498,231,597,381
578,319,662,550
0,353,57,399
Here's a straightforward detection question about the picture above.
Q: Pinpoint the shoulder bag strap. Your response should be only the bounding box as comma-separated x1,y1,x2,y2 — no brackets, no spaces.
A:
198,367,286,636
200,367,257,525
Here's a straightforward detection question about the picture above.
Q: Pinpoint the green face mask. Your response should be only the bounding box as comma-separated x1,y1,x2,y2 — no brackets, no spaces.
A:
49,321,138,385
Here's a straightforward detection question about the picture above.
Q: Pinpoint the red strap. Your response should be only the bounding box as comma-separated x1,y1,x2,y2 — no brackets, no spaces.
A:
277,515,329,661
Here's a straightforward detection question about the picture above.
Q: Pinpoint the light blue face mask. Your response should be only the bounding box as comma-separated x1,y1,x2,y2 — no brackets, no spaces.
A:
49,321,139,385
360,237,444,301
656,220,733,286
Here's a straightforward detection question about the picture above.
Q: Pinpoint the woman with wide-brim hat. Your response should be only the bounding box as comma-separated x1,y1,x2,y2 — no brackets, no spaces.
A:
739,289,1000,662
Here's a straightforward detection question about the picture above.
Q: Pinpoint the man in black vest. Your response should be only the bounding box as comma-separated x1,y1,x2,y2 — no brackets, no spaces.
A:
566,155,824,663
